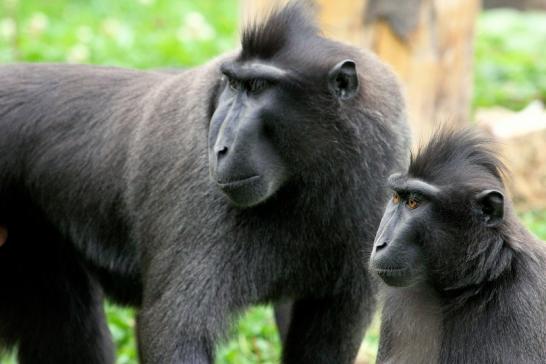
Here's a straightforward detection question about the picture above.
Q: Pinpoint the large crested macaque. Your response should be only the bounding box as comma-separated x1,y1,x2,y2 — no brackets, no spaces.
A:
0,2,410,363
370,128,546,364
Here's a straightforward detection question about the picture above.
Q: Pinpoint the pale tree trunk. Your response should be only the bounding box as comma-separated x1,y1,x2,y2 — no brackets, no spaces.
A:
241,0,481,138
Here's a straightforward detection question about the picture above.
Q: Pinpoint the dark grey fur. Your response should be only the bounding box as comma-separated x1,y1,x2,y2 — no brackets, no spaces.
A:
372,129,546,364
0,2,409,363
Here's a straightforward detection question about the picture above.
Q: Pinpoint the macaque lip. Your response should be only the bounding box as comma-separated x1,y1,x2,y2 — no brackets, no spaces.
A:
216,175,261,189
373,267,409,277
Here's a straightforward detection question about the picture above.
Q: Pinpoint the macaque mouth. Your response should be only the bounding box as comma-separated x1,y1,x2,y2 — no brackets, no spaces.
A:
373,267,409,278
216,175,261,188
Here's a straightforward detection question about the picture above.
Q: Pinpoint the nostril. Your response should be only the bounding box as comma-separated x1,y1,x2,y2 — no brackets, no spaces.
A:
215,145,228,157
375,241,388,252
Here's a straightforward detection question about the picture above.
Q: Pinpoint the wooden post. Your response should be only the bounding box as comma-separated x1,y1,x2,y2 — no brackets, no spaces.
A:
241,0,480,137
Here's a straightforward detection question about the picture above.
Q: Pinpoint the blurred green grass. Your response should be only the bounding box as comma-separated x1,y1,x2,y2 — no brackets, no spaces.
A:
1,1,546,363
0,0,238,67
474,10,546,110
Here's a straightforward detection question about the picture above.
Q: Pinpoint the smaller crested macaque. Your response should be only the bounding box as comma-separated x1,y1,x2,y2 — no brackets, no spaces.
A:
370,128,546,364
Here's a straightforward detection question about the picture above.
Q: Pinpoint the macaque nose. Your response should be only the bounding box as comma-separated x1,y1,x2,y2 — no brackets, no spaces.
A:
375,241,388,252
215,145,228,159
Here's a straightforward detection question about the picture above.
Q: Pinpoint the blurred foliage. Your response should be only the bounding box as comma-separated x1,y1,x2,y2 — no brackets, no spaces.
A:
1,1,546,363
0,0,238,67
521,210,546,241
474,10,546,110
106,303,138,364
217,307,281,364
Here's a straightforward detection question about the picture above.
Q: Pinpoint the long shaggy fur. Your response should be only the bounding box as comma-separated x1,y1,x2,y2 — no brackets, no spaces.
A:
241,1,318,60
409,128,506,187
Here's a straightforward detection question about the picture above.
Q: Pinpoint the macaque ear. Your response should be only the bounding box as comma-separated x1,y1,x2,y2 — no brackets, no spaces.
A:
328,60,359,100
475,190,504,227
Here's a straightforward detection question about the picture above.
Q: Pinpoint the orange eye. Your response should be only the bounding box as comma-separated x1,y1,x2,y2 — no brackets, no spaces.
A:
407,197,419,209
392,192,400,204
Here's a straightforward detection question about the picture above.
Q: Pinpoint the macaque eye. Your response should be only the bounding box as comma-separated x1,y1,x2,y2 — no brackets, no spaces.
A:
228,78,241,91
247,79,269,93
406,197,419,209
392,192,400,204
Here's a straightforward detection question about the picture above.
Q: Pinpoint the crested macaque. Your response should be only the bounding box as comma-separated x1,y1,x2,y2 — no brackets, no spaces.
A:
370,128,546,364
0,2,410,363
